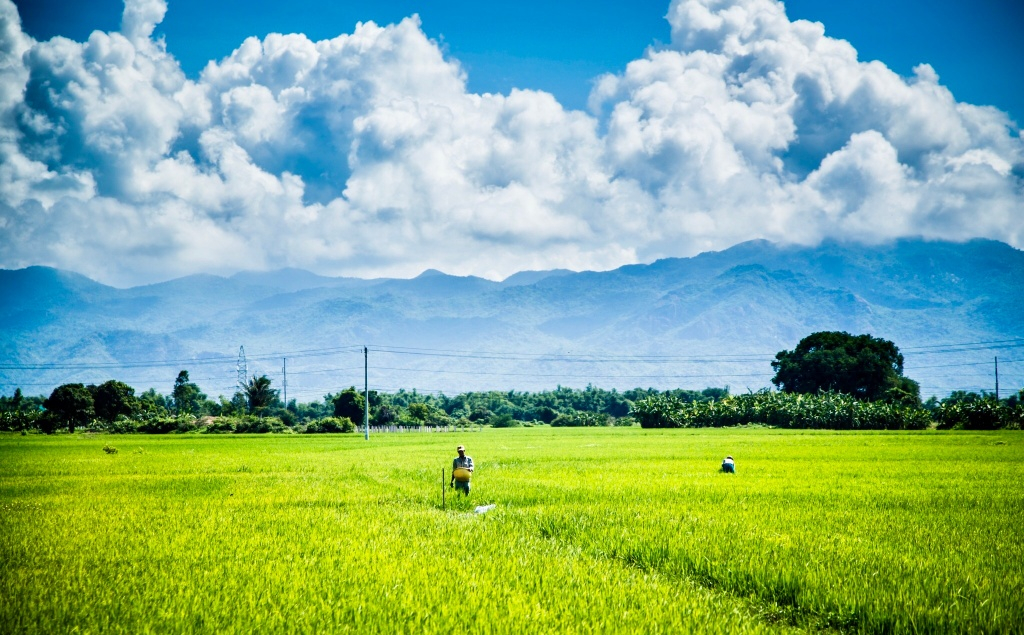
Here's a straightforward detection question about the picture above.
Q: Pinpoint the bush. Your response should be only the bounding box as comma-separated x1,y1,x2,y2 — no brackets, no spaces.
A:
104,415,139,434
137,417,175,434
0,410,41,432
934,399,1022,430
551,412,611,427
137,416,197,433
234,417,284,433
303,417,355,433
36,412,60,434
204,418,237,433
488,414,521,428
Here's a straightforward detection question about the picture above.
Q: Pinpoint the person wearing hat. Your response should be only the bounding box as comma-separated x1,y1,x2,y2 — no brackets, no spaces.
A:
722,455,736,473
451,445,474,495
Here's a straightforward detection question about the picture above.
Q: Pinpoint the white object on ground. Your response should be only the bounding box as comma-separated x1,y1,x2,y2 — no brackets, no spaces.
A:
474,504,496,514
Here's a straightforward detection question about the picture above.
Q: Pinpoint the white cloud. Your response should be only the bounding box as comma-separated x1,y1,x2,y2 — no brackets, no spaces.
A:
0,0,1021,285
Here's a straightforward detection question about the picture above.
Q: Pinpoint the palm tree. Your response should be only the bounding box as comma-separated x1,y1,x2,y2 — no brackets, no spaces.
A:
244,375,278,413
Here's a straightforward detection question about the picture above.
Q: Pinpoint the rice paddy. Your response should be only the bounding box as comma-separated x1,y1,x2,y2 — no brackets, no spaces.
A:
1,428,1022,633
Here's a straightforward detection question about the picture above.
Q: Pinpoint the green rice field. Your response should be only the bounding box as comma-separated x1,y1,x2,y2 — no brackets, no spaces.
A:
1,428,1022,634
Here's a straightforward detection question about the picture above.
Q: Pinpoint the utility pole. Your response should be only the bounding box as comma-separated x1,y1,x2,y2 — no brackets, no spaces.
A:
995,356,999,401
283,357,288,407
237,346,247,393
364,346,370,440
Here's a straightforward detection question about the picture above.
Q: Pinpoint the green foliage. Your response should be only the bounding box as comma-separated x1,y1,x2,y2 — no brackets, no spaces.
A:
243,375,279,414
534,406,558,423
137,388,170,417
203,417,237,434
399,402,453,427
233,416,285,434
99,415,139,434
22,378,1021,436
217,392,248,416
551,411,611,427
934,397,1023,430
137,415,198,434
771,331,912,402
633,390,932,430
406,402,431,423
377,385,723,425
276,409,296,427
0,389,44,431
333,387,365,423
303,417,355,433
488,413,521,428
943,390,984,406
171,371,205,416
373,404,399,426
43,383,94,433
883,375,922,407
1007,388,1024,409
92,380,138,422
36,412,59,434
0,409,40,432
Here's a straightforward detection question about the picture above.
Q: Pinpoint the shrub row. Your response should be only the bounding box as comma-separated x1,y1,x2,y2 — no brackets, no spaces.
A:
549,412,635,427
37,415,362,434
934,400,1023,430
632,391,936,430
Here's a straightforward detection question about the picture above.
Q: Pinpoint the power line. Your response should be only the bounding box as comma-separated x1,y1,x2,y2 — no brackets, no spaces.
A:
901,337,1024,351
370,345,775,363
4,336,1023,372
368,364,773,379
0,345,365,371
906,358,1023,371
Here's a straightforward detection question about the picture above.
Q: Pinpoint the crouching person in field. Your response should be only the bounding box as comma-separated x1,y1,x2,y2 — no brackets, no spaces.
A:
451,445,474,495
722,455,736,473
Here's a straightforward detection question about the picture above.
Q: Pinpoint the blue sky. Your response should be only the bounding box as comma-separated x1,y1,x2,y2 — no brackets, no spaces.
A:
15,0,1024,121
2,0,1022,285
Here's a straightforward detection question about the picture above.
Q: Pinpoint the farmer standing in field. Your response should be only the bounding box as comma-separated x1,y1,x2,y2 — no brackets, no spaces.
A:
450,445,474,495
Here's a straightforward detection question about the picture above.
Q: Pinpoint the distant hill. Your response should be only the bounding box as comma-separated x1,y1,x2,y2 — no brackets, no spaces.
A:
1,239,1022,401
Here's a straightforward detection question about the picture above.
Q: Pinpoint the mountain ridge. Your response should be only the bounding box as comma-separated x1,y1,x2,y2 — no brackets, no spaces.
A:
1,238,1022,400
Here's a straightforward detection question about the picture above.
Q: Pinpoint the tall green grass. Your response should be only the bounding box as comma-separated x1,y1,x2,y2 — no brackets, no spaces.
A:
1,429,1021,633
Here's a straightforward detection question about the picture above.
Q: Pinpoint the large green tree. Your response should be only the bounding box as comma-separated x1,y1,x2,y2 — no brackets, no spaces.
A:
92,380,137,422
44,383,94,433
771,331,918,402
172,371,205,416
333,387,365,423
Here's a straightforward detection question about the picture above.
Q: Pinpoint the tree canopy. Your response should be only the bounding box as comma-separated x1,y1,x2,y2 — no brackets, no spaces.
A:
333,387,365,423
172,371,205,416
92,380,137,422
44,383,94,433
771,331,917,402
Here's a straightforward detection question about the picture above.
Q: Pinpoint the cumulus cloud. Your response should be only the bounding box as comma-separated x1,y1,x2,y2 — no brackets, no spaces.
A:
593,0,1023,256
0,0,1021,285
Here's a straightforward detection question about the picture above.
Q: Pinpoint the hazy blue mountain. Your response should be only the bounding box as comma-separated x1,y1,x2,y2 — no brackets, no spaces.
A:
501,269,575,287
1,239,1021,401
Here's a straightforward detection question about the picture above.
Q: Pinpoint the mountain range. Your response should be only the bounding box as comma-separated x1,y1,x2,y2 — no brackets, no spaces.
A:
2,238,1022,402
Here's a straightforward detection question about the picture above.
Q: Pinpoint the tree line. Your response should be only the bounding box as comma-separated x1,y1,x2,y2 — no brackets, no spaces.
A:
0,370,730,434
2,331,1021,433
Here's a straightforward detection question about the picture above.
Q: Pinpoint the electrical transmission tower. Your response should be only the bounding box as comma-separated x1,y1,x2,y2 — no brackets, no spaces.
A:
237,346,248,393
